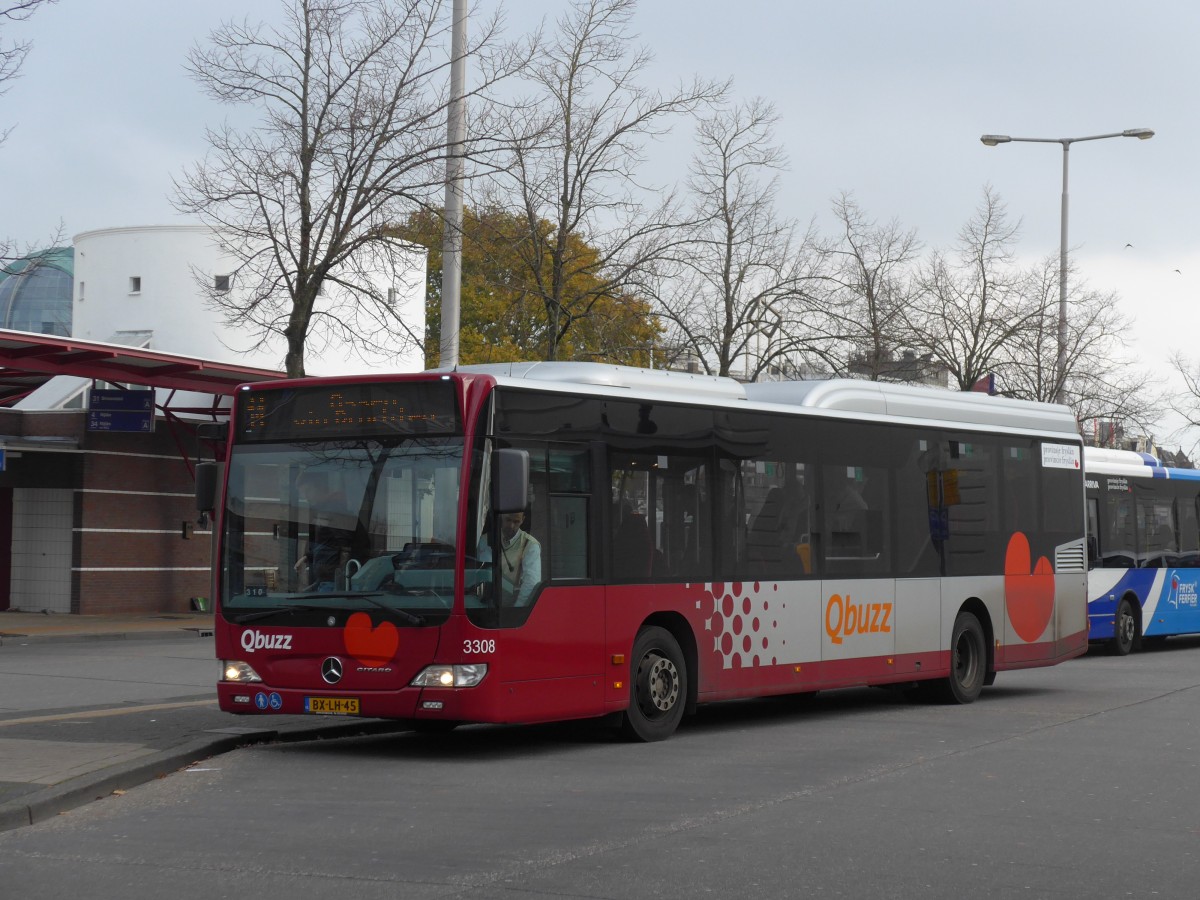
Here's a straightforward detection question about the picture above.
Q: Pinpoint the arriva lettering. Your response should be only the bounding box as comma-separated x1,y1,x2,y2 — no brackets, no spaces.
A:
240,630,294,653
824,593,893,645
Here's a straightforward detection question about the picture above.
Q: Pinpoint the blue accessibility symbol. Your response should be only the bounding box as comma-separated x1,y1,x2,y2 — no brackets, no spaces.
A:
254,692,269,710
268,692,283,710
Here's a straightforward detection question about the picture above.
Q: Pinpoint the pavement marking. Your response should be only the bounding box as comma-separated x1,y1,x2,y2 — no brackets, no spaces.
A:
0,698,217,728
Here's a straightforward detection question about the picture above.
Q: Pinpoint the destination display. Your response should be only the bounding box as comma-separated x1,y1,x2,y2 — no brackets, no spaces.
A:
236,381,460,441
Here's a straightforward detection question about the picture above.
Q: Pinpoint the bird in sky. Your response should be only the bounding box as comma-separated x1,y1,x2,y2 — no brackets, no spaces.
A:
1125,243,1134,248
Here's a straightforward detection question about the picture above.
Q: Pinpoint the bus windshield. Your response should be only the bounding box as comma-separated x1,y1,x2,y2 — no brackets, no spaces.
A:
219,437,464,626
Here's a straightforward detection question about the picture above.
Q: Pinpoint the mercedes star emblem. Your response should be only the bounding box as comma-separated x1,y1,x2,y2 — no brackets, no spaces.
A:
321,656,344,684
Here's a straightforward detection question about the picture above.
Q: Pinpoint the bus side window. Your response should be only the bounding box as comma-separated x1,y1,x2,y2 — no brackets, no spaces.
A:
609,453,711,582
821,463,888,574
1103,493,1136,568
548,443,591,581
1138,494,1177,568
610,461,652,580
715,457,747,577
1179,494,1200,567
1086,497,1100,569
611,500,653,579
488,441,550,611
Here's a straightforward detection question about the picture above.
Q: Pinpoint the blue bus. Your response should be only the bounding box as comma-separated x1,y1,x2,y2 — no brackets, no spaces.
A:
1085,447,1200,654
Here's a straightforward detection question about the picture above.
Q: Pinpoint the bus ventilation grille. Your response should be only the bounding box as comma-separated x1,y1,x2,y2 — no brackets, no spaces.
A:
1054,540,1087,573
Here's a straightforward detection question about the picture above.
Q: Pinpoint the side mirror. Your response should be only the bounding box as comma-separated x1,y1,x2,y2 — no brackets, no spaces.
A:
196,461,219,515
197,422,229,443
494,449,530,514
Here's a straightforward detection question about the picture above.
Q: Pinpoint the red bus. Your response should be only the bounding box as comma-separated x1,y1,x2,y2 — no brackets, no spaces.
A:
201,362,1088,740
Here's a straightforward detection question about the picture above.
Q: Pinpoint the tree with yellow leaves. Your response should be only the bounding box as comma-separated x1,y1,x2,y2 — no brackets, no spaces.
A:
400,206,660,367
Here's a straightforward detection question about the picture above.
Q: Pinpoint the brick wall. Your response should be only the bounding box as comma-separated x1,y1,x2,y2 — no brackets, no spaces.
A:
74,420,212,615
2,410,216,615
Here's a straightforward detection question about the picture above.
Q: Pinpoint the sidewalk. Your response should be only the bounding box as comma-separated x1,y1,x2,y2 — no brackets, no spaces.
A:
0,611,408,832
0,610,215,643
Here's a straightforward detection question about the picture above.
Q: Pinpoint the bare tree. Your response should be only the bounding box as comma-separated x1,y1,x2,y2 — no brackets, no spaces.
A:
1001,253,1163,434
175,0,524,376
1169,354,1200,451
906,187,1043,391
654,98,820,379
1,0,54,148
816,193,923,380
904,187,1162,437
2,1,56,263
483,0,726,361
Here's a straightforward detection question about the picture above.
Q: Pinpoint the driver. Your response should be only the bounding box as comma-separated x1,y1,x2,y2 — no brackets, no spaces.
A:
479,511,542,605
293,472,354,591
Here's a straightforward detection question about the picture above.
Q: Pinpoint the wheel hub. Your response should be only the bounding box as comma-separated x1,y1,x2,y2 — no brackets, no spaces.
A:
643,652,680,713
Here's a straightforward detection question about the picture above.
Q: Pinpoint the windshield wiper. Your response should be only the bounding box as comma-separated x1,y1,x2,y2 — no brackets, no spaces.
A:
355,592,426,626
231,603,330,624
232,593,426,626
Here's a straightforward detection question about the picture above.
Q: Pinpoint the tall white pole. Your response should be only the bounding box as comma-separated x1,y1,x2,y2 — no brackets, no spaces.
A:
439,0,467,368
1056,143,1070,405
979,128,1153,405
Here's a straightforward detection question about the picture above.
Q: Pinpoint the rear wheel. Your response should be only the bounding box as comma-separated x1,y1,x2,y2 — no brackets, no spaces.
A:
941,611,986,704
621,626,687,742
1111,598,1137,656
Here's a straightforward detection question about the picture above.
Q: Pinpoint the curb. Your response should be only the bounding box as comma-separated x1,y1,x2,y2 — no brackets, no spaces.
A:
0,628,214,646
0,719,410,833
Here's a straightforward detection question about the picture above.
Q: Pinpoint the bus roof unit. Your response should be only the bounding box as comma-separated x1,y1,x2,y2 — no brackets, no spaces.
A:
455,361,1079,436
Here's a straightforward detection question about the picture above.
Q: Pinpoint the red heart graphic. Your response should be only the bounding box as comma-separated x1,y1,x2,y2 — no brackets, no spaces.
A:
343,612,399,666
1004,532,1055,643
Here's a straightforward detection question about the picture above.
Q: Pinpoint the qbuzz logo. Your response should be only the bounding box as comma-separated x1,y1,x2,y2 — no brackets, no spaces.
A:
824,593,893,645
240,630,294,653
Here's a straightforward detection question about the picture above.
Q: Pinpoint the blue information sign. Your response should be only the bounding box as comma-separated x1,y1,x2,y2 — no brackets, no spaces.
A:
87,389,155,432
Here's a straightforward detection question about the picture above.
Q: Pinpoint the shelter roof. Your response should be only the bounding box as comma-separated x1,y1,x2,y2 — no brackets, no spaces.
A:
0,328,285,397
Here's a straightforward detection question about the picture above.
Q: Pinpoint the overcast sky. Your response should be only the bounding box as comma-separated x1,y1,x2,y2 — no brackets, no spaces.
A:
2,0,1197,443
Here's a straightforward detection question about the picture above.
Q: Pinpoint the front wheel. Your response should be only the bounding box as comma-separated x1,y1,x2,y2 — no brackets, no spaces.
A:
1111,598,1137,656
941,611,986,704
621,626,687,742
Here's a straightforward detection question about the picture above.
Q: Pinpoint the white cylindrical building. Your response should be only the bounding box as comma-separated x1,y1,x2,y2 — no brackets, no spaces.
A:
72,224,427,374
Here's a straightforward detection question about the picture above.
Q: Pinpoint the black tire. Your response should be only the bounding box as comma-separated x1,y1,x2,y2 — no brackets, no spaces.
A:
941,611,986,704
1111,598,1137,656
621,626,687,742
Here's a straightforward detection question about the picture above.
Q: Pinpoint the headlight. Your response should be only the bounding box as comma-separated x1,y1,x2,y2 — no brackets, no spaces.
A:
222,660,263,683
410,664,488,688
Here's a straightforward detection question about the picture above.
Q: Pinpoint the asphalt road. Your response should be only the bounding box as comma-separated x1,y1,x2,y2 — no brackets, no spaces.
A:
0,633,404,828
2,637,1199,899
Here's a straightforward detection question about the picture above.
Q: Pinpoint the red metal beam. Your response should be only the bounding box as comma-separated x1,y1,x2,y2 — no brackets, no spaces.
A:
0,329,285,395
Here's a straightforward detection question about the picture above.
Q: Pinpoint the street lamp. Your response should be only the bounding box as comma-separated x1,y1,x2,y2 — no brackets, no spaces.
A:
979,128,1154,404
